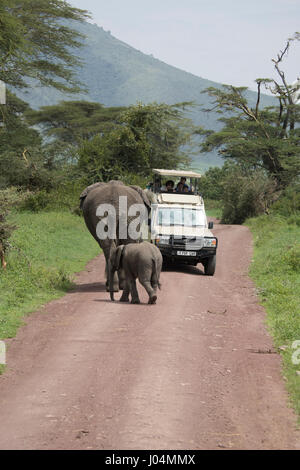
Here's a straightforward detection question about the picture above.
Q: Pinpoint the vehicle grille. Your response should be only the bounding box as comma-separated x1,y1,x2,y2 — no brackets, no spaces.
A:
171,236,203,250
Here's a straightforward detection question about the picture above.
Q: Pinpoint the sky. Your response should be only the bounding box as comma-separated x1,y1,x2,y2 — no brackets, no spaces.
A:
70,0,299,92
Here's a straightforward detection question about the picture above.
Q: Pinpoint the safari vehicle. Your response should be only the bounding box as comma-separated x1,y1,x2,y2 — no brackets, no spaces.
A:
148,169,217,276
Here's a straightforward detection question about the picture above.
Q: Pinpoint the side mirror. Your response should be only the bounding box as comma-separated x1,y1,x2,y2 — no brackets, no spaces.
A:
208,221,214,229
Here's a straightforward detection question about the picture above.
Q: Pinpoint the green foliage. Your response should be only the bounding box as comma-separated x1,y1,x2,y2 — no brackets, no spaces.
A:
13,18,274,163
77,133,122,182
199,162,234,200
0,149,59,190
200,85,300,185
0,93,80,191
271,182,300,216
25,101,126,146
78,102,193,182
20,190,52,212
0,0,89,92
120,172,149,189
122,103,192,168
282,243,300,272
19,179,88,214
199,38,300,225
0,187,30,211
0,217,15,254
3,98,193,193
0,210,99,339
0,188,23,255
0,91,41,155
200,37,300,186
221,168,277,224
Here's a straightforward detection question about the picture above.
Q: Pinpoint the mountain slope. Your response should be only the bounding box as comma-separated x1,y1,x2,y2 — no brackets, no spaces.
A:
15,21,276,169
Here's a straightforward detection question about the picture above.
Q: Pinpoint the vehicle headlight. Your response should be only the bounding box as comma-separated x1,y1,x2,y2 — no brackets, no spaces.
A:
203,238,217,248
155,235,169,245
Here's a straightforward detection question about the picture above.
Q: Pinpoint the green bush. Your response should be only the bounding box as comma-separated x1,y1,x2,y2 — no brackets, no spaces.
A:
18,179,87,214
0,187,31,210
271,183,300,216
43,179,87,213
0,187,28,258
286,214,300,226
0,150,56,191
282,243,300,272
199,166,226,200
20,190,52,212
221,170,277,224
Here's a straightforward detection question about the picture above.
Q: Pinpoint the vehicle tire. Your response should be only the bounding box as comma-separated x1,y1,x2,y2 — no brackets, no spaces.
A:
162,256,169,267
204,254,216,276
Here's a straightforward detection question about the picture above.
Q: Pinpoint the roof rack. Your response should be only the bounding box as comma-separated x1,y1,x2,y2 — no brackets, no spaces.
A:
152,169,201,178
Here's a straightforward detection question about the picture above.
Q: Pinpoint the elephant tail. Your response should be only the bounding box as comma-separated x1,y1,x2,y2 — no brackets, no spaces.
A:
152,258,162,290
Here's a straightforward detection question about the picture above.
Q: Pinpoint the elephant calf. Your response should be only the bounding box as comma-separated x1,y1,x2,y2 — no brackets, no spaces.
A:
110,241,163,304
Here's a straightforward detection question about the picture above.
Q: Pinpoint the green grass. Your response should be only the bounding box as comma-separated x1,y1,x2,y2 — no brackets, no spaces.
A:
0,210,100,341
246,214,300,422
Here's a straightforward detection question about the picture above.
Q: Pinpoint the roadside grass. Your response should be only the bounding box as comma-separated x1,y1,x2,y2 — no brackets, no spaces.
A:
0,211,100,344
246,214,300,422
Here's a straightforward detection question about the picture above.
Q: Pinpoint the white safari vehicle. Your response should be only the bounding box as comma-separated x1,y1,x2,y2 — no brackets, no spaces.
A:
148,169,217,276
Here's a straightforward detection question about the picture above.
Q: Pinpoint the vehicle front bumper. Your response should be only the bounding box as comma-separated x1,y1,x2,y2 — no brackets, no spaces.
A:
157,245,217,262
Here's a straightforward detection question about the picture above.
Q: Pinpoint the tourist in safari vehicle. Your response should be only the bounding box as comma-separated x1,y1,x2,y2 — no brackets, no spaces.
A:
148,169,218,276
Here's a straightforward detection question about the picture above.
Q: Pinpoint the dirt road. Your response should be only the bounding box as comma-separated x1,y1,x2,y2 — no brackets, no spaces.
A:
0,222,299,450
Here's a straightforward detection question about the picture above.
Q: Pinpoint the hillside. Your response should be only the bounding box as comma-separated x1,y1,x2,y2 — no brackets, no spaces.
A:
15,21,276,170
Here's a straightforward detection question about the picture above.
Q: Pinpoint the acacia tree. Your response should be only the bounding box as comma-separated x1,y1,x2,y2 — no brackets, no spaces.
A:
0,91,41,153
25,101,126,146
199,33,300,187
0,1,91,190
78,102,193,182
0,0,89,92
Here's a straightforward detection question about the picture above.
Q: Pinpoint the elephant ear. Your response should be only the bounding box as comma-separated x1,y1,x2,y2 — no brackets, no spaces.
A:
79,182,107,209
129,185,151,211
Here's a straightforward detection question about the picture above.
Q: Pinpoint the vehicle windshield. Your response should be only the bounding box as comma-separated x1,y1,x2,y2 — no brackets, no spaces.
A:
157,208,206,227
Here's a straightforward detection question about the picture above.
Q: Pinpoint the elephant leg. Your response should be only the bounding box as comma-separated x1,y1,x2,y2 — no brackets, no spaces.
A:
119,280,130,302
130,279,140,304
105,261,109,291
98,242,110,291
151,257,161,295
139,278,157,304
118,267,125,290
111,271,119,292
104,244,119,292
150,272,159,294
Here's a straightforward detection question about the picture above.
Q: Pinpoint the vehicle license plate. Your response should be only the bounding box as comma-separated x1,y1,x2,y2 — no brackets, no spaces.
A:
177,251,197,256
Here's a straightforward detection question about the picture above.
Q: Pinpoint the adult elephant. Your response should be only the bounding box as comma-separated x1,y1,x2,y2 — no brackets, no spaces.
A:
80,180,151,292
